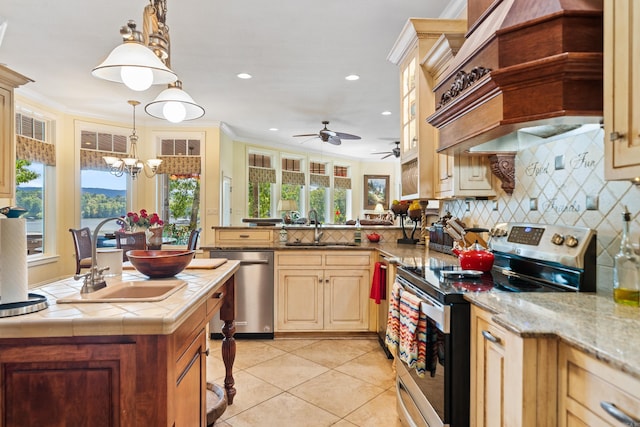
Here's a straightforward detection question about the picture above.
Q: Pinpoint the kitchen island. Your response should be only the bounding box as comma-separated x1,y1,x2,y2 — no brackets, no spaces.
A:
0,260,239,427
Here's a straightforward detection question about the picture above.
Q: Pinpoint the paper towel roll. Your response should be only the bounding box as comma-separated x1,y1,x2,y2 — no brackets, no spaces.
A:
0,218,29,304
97,248,123,277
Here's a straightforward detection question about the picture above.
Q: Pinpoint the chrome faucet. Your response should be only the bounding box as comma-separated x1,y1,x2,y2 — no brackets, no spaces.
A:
74,217,122,294
308,209,323,243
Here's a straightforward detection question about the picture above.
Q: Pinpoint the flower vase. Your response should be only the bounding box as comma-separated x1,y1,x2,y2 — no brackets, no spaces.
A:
147,226,164,250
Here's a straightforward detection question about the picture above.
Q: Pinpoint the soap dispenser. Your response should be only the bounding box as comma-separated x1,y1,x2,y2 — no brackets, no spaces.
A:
279,224,288,243
613,205,640,306
354,217,362,244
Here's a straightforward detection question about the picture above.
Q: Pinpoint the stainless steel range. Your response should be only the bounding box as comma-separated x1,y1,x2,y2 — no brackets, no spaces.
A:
394,223,596,427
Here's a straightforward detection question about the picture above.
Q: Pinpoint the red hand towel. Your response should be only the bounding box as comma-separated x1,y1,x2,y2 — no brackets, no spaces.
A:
369,262,386,304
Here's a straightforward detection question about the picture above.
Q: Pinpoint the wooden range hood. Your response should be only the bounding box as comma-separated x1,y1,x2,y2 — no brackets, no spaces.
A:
427,0,603,157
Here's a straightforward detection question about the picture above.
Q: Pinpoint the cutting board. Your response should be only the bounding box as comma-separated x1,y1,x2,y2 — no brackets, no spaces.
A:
123,258,228,270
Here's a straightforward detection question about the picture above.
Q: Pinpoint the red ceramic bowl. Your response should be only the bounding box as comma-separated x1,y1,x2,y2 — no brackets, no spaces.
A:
126,250,195,278
367,234,381,243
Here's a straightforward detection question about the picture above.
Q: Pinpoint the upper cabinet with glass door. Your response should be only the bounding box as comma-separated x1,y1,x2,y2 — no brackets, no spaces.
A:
604,0,640,182
389,19,468,200
0,65,31,199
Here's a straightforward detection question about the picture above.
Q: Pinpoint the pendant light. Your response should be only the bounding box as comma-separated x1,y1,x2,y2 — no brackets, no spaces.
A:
92,20,177,91
145,80,205,123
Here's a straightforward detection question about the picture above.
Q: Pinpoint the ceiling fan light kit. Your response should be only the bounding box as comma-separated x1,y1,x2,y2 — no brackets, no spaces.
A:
293,121,361,146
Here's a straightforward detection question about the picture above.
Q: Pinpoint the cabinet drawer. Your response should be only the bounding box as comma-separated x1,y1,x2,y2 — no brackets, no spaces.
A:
325,252,371,267
277,253,323,267
559,343,640,426
215,229,273,243
206,282,227,318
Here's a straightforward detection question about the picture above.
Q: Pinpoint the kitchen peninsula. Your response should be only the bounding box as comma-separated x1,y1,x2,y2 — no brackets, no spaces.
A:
0,260,239,427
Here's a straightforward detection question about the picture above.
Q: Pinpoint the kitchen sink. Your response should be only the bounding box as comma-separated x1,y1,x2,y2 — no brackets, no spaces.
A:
57,279,187,303
285,241,359,247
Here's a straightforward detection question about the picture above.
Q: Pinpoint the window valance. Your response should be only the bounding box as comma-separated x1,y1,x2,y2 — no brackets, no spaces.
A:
334,176,351,190
16,135,56,166
282,170,305,185
157,156,201,175
80,148,113,171
249,166,276,183
310,173,330,188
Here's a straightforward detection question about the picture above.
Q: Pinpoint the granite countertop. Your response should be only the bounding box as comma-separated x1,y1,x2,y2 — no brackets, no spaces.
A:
0,260,240,339
466,292,640,379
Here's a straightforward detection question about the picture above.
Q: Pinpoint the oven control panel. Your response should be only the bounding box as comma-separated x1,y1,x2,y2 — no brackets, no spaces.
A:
489,223,595,269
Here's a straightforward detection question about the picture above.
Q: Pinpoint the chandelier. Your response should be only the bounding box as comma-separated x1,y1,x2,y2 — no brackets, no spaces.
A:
92,0,204,123
103,100,163,179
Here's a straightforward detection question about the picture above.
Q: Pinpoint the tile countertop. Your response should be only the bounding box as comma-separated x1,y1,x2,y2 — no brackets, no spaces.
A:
466,292,640,379
0,260,240,339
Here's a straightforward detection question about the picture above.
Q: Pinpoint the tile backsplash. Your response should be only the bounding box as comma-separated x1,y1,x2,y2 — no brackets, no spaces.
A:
440,127,640,295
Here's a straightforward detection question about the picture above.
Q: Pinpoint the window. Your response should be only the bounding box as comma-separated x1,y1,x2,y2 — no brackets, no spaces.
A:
159,138,201,244
281,157,305,220
15,112,55,256
247,152,276,218
309,161,329,222
333,165,351,223
79,128,128,236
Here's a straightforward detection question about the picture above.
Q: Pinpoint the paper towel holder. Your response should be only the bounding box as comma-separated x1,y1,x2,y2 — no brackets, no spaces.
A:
0,293,48,318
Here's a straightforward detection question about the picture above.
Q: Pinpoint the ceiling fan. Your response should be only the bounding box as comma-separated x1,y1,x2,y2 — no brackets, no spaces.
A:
372,141,400,159
293,121,361,145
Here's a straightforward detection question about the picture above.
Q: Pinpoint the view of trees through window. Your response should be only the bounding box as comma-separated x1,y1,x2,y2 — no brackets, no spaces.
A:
16,160,44,255
248,182,273,218
162,174,201,244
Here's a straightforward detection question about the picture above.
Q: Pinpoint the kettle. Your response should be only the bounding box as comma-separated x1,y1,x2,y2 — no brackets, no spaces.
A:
452,240,495,272
366,232,381,243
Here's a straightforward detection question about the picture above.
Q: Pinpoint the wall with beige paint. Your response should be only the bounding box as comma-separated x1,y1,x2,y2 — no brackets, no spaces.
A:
438,128,640,295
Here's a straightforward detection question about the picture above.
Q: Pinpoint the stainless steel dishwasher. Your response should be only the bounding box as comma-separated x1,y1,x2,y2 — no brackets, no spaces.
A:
209,249,274,339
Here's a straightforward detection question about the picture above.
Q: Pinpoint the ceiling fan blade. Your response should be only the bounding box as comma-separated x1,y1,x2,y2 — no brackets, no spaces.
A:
293,133,319,137
381,153,392,159
327,136,342,145
370,151,390,155
334,132,361,140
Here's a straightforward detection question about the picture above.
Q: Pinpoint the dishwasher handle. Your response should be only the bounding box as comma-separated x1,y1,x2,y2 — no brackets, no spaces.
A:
239,259,270,265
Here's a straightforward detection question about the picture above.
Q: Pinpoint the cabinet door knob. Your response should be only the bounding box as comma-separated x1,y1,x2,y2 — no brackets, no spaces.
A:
610,131,626,142
481,330,501,344
212,292,224,299
600,401,640,426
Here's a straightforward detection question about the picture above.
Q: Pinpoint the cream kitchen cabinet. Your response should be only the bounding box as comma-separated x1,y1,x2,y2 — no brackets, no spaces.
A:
558,341,640,426
389,19,467,200
0,65,31,199
420,30,496,199
276,250,372,332
470,305,557,427
213,227,273,246
604,0,640,181
435,152,496,199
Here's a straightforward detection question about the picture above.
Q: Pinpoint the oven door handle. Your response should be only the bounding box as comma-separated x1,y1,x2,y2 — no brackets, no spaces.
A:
420,300,449,334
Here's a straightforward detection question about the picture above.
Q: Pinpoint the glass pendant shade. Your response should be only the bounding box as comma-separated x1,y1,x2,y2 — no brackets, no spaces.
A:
92,41,177,91
145,81,205,123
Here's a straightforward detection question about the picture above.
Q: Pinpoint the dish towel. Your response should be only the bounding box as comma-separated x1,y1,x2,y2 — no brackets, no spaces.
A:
415,309,429,377
369,262,386,304
398,290,422,368
385,281,403,354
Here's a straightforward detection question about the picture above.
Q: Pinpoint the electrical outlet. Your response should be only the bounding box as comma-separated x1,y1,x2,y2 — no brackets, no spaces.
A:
555,155,565,170
530,198,538,211
586,195,598,210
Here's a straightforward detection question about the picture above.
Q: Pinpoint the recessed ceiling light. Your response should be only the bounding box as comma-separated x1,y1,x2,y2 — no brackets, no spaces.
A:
269,128,278,131
345,74,360,81
237,73,252,79
381,111,392,116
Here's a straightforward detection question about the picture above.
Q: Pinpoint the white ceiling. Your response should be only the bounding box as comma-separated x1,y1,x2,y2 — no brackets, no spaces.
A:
0,0,462,161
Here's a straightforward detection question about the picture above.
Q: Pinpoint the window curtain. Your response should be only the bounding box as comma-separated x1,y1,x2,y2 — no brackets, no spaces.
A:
249,166,276,183
282,170,305,185
157,156,201,175
310,173,330,187
334,176,351,190
16,135,56,166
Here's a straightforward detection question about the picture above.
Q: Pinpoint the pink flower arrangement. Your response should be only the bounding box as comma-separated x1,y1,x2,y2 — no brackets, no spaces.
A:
122,209,164,229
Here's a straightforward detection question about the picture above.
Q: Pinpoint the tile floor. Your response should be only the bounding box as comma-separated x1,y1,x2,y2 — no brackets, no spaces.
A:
207,337,401,427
